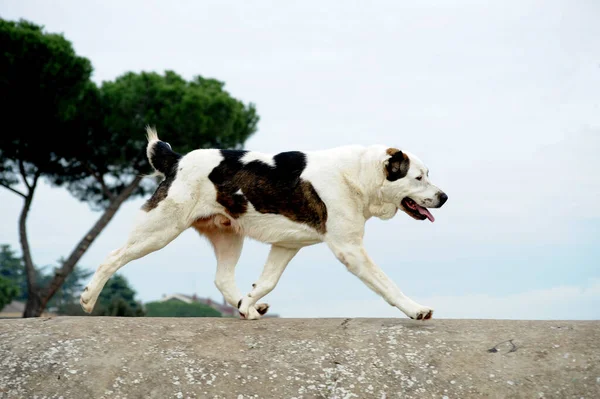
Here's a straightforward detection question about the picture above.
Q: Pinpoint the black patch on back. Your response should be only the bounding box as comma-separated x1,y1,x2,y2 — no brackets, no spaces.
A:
209,150,328,233
208,150,249,217
142,142,182,212
385,148,410,181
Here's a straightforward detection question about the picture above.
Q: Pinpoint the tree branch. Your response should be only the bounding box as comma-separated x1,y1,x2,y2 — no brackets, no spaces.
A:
0,181,27,198
84,164,114,200
41,175,143,308
18,159,32,190
31,170,40,191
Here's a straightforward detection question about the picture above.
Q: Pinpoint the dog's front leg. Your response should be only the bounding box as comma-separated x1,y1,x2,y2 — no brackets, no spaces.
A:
327,240,433,320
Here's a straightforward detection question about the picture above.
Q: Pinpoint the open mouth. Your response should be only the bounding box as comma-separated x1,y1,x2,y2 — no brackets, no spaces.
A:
401,197,435,223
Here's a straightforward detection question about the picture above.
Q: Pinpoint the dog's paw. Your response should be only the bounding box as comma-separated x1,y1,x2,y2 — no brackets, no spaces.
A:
255,303,269,316
239,306,261,320
237,298,263,320
79,286,95,314
410,307,434,321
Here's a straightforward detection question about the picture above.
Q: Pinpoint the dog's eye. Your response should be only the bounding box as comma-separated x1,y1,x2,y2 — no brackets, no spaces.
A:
416,176,422,181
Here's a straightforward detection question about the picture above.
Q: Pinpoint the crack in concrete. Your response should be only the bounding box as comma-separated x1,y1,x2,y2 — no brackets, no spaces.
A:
488,339,518,354
340,318,351,330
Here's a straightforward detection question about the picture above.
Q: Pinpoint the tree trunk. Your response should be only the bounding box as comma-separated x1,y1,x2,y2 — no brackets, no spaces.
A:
23,290,43,317
20,173,41,318
39,176,143,311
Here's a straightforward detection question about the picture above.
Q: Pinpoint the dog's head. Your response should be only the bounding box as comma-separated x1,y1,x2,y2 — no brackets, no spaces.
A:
380,148,448,222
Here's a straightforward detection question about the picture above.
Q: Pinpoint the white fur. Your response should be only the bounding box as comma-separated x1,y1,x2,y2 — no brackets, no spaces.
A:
145,126,160,173
81,133,446,320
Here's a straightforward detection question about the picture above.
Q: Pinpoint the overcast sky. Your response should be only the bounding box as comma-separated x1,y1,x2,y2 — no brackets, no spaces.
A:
1,0,599,319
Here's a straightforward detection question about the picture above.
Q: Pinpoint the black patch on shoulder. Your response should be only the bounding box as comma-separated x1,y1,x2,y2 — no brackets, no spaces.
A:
208,150,328,233
142,142,182,212
385,148,410,181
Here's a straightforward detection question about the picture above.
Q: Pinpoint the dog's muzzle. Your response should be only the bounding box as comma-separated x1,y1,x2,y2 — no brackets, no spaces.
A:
400,192,448,223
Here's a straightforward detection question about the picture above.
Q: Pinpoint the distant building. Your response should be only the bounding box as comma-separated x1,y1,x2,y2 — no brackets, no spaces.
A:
158,294,279,317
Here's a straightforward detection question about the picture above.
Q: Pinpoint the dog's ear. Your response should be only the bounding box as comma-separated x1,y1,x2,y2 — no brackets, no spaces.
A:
385,148,410,181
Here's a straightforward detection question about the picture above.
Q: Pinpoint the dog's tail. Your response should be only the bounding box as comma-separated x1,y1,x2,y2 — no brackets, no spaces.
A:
145,126,182,177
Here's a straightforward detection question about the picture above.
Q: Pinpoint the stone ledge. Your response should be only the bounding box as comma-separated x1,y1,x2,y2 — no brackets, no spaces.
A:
1,317,598,398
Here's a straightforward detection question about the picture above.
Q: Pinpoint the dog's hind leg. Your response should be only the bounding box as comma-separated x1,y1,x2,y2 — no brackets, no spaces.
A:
205,230,271,317
207,231,244,308
238,245,299,320
80,209,187,313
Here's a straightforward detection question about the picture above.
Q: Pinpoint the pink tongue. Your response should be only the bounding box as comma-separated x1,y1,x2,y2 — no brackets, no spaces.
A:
415,204,435,222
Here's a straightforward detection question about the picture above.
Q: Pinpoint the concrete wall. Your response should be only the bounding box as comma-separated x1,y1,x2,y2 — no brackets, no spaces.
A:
0,317,598,398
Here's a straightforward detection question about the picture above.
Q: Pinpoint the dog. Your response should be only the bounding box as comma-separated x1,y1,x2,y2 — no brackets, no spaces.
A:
80,127,448,320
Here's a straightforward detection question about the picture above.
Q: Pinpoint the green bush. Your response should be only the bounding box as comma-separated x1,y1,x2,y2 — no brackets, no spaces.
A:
57,274,145,317
145,300,222,317
0,276,19,311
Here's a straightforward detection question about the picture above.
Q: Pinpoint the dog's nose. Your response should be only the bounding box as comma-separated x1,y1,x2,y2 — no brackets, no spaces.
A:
438,192,448,206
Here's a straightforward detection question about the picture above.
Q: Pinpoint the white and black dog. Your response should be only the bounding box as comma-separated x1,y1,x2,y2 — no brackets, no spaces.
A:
80,127,448,320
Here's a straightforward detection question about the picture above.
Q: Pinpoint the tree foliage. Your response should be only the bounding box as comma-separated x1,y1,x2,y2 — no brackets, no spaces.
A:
0,245,25,300
0,18,93,189
145,300,222,317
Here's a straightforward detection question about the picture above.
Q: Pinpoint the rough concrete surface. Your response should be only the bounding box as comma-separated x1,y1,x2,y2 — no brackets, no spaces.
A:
0,317,598,399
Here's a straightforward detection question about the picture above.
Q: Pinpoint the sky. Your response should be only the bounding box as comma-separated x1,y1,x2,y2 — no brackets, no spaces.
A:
1,0,599,319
